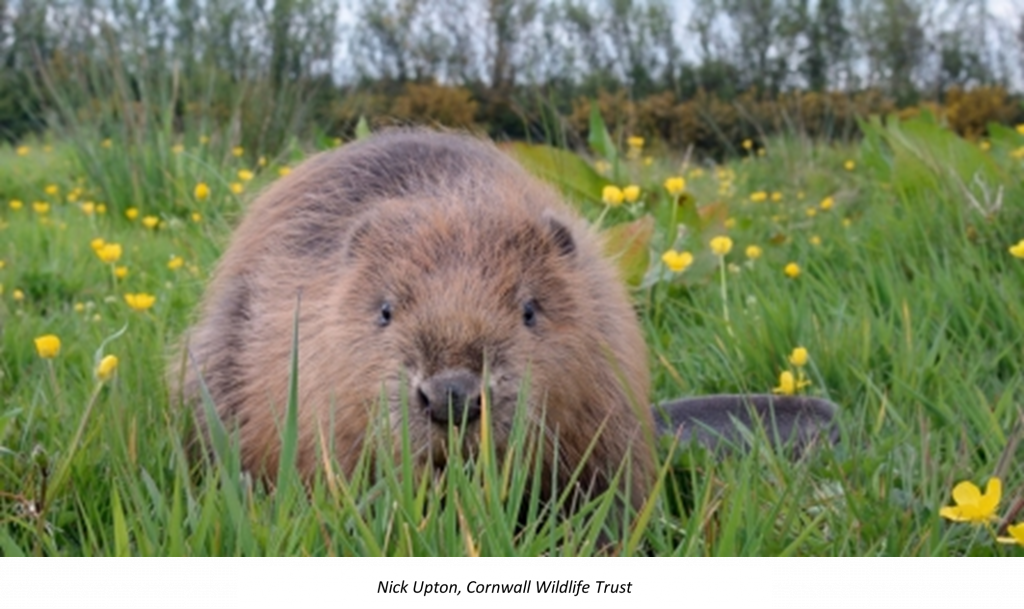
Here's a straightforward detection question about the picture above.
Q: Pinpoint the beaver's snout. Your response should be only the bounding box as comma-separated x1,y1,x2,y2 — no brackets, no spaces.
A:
416,369,483,425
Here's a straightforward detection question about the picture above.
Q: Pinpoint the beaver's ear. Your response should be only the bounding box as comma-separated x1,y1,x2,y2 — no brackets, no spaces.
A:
545,216,576,258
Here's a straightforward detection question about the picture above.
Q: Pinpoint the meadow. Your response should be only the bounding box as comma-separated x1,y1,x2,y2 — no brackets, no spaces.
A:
1,111,1023,556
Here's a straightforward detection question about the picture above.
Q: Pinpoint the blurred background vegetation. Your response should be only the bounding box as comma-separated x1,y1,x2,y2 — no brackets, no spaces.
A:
1,0,1023,158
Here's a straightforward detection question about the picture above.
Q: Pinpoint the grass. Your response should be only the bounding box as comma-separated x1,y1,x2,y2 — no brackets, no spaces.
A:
1,116,1024,556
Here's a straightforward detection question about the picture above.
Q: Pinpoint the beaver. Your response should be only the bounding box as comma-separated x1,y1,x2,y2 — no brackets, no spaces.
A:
174,130,656,509
173,130,838,516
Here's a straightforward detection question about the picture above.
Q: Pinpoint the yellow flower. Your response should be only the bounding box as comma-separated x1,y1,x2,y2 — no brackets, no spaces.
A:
664,176,685,196
750,191,767,203
1009,240,1024,258
1013,147,1024,160
710,236,733,256
0,260,4,269
232,146,244,157
770,191,782,202
997,523,1024,547
101,138,112,149
238,169,254,182
74,302,85,312
979,141,990,151
602,185,624,206
643,156,653,166
34,334,61,358
9,199,23,210
96,243,122,264
199,135,209,145
806,207,817,217
940,478,1001,524
724,217,736,229
124,293,156,312
594,160,611,175
16,146,29,156
278,166,292,177
96,355,119,382
757,148,766,156
172,143,184,154
772,370,810,395
191,212,202,223
333,137,342,147
820,196,834,210
745,245,762,260
844,160,856,171
1016,124,1024,136
44,184,59,196
96,204,106,215
230,182,244,195
90,237,106,252
810,235,822,246
789,347,808,367
842,218,852,228
125,207,139,220
194,182,210,200
623,185,641,203
114,266,128,279
784,262,801,278
167,255,184,270
33,201,50,214
742,139,753,150
661,250,694,273
13,288,24,301
258,156,267,167
142,216,159,229
627,136,644,149
80,202,95,216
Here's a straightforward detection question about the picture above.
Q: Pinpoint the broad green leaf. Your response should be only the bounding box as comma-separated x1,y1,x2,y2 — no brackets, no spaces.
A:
602,215,654,288
503,142,608,207
588,101,617,162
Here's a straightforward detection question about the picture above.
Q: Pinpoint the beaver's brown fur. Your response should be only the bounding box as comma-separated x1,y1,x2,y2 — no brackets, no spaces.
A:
174,130,655,508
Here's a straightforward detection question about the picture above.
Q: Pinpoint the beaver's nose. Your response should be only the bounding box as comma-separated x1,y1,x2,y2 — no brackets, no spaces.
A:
416,369,482,425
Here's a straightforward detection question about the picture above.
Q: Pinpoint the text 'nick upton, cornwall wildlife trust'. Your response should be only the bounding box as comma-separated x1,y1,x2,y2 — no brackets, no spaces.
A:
377,580,634,596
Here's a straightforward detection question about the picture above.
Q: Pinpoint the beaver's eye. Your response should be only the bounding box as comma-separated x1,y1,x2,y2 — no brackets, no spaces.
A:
378,301,393,327
522,299,538,328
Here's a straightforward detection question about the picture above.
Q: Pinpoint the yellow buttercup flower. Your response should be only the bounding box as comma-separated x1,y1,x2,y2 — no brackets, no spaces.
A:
16,146,29,156
230,182,244,195
238,169,254,182
194,182,210,200
33,201,50,214
997,523,1024,547
772,370,810,395
745,245,762,260
627,136,644,150
1008,240,1024,258
623,185,641,203
602,185,624,206
232,146,244,157
710,236,733,256
1016,124,1024,136
125,207,139,220
96,243,122,264
724,217,736,229
258,156,267,167
90,237,106,252
13,289,24,301
810,235,822,246
34,334,61,358
757,148,766,156
124,293,156,312
770,191,782,202
114,266,128,279
789,347,808,367
594,160,610,175
978,141,990,151
172,144,184,154
80,202,95,215
664,176,685,195
844,160,856,171
820,196,834,210
278,166,292,177
44,184,59,196
9,199,23,210
749,191,767,203
101,138,112,149
784,262,801,278
940,478,1001,524
191,212,202,223
661,250,694,273
96,355,119,382
142,216,159,229
96,204,106,215
168,255,184,270
742,139,753,150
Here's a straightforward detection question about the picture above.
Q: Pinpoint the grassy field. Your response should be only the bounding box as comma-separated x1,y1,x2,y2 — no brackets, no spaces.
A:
2,115,1024,556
